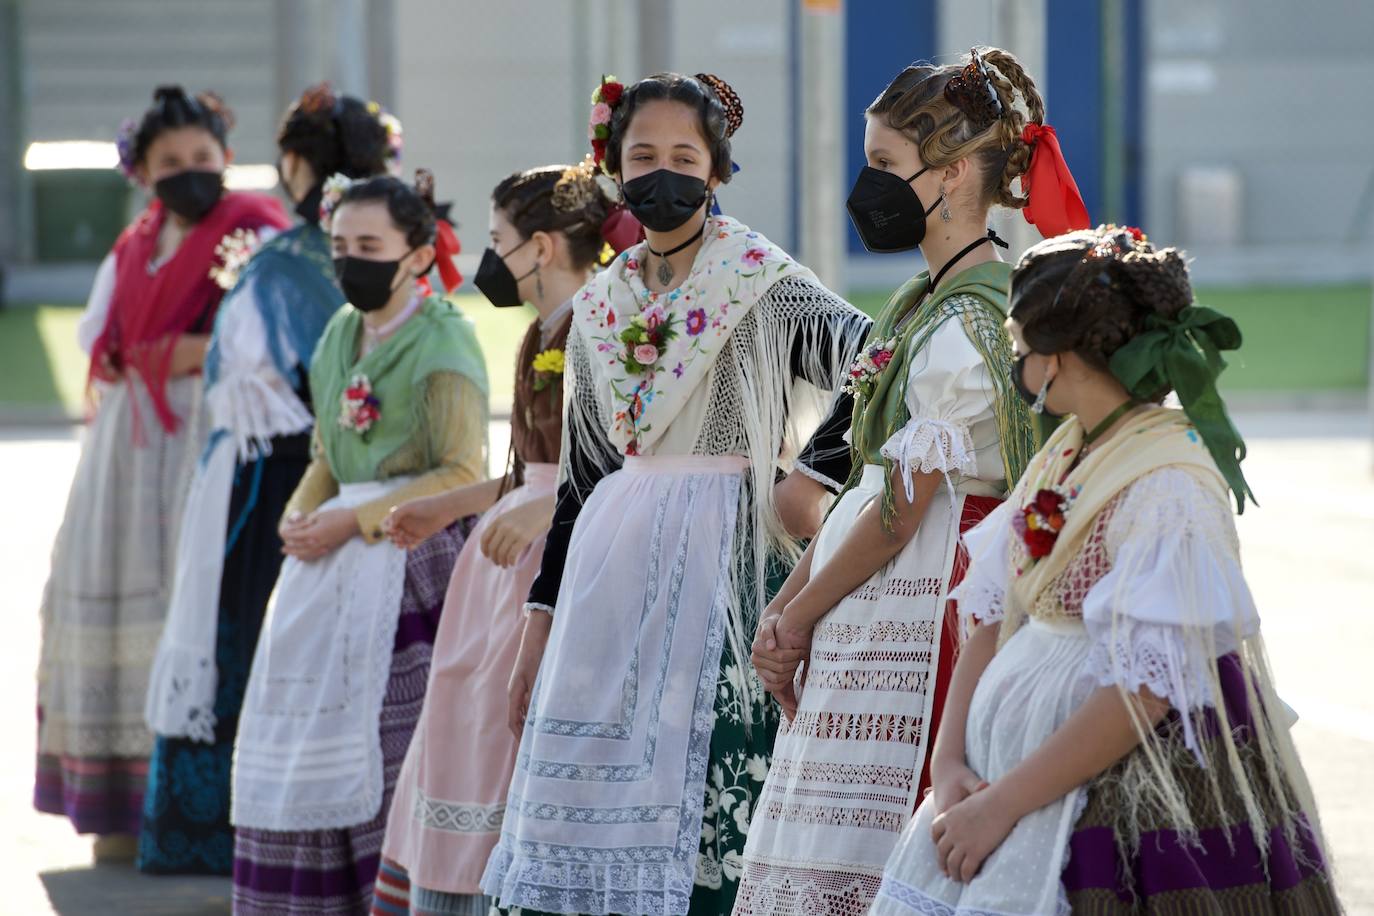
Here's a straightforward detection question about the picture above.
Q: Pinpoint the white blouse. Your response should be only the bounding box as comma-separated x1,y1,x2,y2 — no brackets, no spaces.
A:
876,310,1007,502
951,466,1262,754
204,277,315,460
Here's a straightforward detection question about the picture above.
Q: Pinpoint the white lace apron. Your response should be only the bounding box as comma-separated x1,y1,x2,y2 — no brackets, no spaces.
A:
482,455,746,916
232,477,412,831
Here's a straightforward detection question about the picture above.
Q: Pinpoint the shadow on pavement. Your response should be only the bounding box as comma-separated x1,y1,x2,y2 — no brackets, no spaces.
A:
40,865,230,915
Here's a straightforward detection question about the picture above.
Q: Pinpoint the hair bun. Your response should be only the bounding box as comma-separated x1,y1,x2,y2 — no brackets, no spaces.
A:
1118,244,1193,320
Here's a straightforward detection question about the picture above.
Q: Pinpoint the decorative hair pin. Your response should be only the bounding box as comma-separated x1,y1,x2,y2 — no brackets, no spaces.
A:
552,155,600,213
694,72,744,137
298,82,337,116
196,90,235,131
944,48,1004,131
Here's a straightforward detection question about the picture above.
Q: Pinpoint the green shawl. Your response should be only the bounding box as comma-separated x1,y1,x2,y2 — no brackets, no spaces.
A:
311,295,489,484
843,260,1038,524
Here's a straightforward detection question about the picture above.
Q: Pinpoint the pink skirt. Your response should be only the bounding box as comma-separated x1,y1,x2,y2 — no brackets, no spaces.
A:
380,463,558,896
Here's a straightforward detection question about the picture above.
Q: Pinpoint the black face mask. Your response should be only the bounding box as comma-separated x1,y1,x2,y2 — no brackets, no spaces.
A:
294,181,325,224
154,169,225,222
620,169,709,233
474,239,535,308
1011,354,1065,419
845,166,942,253
333,254,410,313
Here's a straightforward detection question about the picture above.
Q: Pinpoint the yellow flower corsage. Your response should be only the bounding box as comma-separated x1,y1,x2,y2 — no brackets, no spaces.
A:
532,348,565,392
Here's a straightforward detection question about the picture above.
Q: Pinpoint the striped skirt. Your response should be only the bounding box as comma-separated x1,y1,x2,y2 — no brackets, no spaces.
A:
1063,654,1341,913
231,520,470,915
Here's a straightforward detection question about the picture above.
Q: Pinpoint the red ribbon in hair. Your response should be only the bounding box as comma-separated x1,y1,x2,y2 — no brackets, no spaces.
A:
1019,123,1091,238
432,217,463,293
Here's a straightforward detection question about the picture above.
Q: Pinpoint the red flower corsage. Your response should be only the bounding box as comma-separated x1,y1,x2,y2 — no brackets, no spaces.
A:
339,373,381,437
1013,486,1077,560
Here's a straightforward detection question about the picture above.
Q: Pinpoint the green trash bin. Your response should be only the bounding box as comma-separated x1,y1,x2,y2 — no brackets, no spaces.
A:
33,170,132,262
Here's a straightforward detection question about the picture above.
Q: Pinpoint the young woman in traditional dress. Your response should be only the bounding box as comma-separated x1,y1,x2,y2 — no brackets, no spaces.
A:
34,86,289,863
869,224,1340,914
366,160,622,916
479,72,870,916
734,48,1092,916
230,171,488,915
137,83,397,875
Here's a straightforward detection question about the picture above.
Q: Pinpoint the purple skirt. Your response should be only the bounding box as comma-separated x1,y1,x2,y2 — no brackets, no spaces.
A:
1063,654,1340,913
232,520,472,915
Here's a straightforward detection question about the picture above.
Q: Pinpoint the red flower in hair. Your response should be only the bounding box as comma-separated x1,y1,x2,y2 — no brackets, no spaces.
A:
600,81,624,106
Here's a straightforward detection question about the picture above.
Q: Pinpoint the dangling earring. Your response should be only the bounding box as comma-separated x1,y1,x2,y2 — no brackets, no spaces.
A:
535,264,545,304
1030,374,1051,415
939,188,953,223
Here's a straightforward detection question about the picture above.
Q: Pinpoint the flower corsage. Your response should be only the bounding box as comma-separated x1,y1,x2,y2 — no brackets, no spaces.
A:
338,373,381,437
532,347,565,392
619,303,678,374
841,337,898,398
1013,485,1079,563
209,228,259,290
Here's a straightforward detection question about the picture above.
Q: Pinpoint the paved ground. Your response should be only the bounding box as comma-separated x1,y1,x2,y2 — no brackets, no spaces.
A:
2,412,1371,914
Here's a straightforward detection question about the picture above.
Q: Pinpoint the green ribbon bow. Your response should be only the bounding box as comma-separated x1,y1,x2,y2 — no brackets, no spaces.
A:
1109,304,1256,512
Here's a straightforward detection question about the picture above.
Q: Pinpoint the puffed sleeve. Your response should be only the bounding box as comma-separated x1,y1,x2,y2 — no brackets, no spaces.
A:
879,310,994,502
948,496,1016,629
1081,467,1260,755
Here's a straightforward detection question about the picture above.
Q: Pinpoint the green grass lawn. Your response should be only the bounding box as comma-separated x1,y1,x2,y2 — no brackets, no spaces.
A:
2,284,1369,418
849,284,1372,393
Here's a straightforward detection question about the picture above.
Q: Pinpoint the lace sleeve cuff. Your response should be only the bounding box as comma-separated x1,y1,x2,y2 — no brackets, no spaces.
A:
524,602,555,616
948,575,1005,630
794,460,843,493
879,416,978,502
1084,617,1217,757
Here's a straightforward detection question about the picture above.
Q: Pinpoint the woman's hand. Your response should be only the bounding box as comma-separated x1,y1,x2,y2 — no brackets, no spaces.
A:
927,756,989,816
480,495,555,568
930,783,1018,883
752,604,814,719
280,507,360,562
383,492,457,550
508,611,553,736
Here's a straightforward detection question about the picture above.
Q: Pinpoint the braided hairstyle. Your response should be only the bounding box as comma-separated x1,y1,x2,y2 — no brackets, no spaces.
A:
277,83,390,181
131,85,233,165
603,72,743,184
867,47,1044,210
493,160,616,269
1010,225,1194,400
337,169,437,249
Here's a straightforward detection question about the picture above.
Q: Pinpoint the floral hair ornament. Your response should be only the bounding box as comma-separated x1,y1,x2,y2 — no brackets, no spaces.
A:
115,118,140,183
318,172,358,229
588,75,626,170
365,100,403,162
